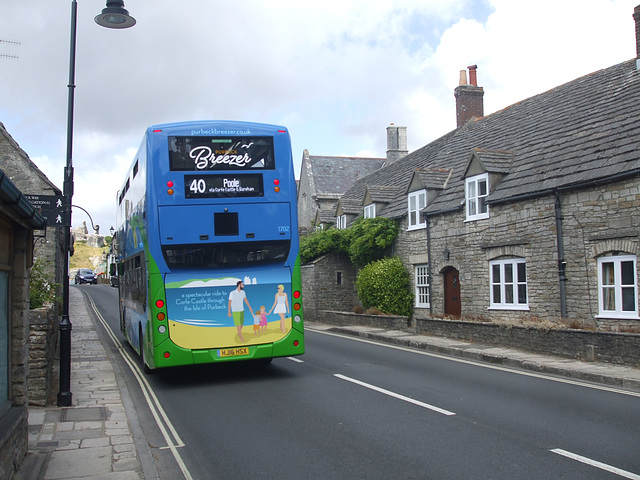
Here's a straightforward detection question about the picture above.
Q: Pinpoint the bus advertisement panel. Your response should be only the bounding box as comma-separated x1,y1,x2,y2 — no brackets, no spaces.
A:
114,121,303,372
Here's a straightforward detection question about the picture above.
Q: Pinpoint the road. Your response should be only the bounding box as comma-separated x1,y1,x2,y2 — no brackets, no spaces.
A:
78,285,640,480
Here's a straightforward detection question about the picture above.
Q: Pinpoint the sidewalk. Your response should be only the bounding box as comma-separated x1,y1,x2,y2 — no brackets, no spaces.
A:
17,287,144,480
308,322,640,393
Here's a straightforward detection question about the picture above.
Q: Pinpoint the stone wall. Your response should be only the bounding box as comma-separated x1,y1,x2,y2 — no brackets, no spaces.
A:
323,311,409,330
0,408,28,480
28,307,58,406
415,317,640,367
301,253,359,323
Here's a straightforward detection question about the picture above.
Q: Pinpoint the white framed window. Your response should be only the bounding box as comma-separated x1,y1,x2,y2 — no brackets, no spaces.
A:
336,215,346,230
364,204,376,219
408,190,426,230
315,224,324,232
597,255,638,318
415,265,430,308
466,173,489,221
490,259,528,310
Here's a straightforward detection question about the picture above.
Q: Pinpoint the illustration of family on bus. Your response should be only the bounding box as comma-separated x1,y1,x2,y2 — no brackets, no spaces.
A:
228,280,290,342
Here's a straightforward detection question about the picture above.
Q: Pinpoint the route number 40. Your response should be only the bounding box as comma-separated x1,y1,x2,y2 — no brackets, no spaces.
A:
190,178,206,194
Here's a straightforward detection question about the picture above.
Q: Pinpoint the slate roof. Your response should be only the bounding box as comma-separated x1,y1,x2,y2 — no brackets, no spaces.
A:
467,149,513,175
307,155,386,197
413,168,453,191
366,185,403,204
339,59,640,222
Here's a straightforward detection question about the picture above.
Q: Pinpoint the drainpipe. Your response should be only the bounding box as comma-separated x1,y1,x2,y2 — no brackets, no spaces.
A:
554,190,567,318
424,213,434,315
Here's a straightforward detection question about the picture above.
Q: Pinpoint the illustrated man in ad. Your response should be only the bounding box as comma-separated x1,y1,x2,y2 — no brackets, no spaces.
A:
228,280,253,342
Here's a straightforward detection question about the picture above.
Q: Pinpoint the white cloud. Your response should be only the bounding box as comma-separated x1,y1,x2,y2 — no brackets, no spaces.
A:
1,0,638,230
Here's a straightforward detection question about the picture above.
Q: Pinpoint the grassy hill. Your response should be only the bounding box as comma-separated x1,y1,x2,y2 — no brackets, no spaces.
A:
70,241,109,273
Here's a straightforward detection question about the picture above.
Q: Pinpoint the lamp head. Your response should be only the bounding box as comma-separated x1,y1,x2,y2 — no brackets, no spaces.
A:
95,1,136,29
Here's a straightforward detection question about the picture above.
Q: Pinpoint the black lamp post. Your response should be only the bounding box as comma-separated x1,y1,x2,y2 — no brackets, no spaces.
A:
58,0,136,407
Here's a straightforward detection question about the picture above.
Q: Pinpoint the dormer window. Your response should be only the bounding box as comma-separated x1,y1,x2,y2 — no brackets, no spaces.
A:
337,214,347,230
465,173,489,221
408,190,426,230
364,204,376,219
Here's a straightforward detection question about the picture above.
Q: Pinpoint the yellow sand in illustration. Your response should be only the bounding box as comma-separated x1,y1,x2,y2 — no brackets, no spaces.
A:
169,317,292,350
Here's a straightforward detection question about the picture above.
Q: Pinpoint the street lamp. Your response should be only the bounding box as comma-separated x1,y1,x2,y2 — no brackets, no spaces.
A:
58,0,136,407
95,1,136,29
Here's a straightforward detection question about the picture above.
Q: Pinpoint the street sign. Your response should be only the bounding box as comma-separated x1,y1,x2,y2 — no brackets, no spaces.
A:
24,194,70,227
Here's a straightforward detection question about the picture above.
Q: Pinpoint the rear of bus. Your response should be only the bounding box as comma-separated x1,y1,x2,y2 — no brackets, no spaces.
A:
143,121,303,370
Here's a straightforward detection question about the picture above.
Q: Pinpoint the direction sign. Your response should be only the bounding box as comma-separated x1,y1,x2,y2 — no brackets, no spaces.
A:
24,194,70,227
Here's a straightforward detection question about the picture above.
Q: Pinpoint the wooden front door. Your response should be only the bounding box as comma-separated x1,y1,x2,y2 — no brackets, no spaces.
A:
443,267,461,317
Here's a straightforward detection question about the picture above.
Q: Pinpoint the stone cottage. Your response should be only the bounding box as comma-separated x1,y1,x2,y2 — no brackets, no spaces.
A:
297,123,408,232
0,122,64,295
0,123,66,408
0,169,46,480
330,6,640,330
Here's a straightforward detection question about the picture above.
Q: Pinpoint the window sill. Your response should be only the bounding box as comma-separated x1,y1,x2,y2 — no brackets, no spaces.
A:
595,315,640,321
464,215,490,223
488,306,530,311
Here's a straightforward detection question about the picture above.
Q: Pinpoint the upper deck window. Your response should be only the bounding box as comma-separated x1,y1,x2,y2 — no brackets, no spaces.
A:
168,136,275,171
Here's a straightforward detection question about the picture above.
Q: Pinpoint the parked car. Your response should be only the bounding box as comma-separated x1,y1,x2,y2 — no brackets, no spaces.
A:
75,268,97,285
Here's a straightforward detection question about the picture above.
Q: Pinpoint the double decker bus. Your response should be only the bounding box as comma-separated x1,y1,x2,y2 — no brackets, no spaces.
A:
114,120,304,372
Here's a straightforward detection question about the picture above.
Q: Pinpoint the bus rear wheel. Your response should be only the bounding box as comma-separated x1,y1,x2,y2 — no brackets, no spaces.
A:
139,326,154,375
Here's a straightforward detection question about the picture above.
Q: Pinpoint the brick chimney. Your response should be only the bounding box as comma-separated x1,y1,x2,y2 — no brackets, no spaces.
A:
634,5,640,70
386,123,408,164
455,65,484,128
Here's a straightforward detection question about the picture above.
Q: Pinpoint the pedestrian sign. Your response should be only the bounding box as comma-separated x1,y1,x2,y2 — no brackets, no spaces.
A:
24,194,70,227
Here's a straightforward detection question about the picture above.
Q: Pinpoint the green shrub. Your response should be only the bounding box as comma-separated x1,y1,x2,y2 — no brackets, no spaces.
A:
356,257,413,317
300,228,348,263
300,217,399,266
30,258,57,309
345,217,399,266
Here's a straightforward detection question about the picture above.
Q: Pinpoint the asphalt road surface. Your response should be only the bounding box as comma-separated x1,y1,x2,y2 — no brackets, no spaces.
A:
80,285,640,480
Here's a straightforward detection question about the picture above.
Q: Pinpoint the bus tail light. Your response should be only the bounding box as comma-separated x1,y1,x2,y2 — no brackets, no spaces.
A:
163,352,171,359
155,299,167,323
274,178,280,193
293,290,301,314
167,180,174,196
293,340,299,347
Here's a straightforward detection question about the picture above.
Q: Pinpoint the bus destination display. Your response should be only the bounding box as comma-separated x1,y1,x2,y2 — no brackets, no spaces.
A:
184,174,264,198
169,136,275,171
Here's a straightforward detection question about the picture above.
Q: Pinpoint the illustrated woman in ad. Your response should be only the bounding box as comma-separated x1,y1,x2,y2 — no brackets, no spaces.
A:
269,284,289,333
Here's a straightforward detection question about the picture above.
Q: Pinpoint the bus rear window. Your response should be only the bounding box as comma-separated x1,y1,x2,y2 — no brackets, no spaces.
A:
162,240,289,269
168,136,275,171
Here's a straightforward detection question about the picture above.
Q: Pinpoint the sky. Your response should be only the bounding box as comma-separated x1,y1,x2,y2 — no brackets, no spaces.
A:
1,0,638,232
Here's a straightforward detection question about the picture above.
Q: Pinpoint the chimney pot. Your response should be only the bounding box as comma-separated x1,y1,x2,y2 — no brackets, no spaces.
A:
459,70,468,85
468,65,478,87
